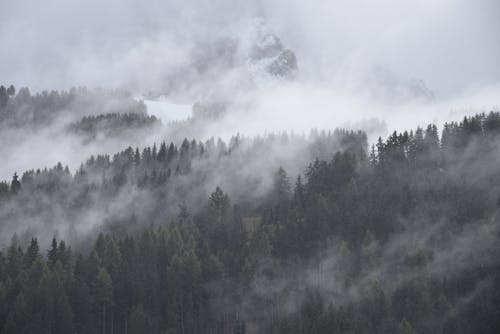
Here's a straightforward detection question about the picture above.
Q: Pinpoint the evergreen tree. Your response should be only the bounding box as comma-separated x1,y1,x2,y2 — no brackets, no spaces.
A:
24,238,40,268
47,237,58,269
10,173,21,194
0,85,8,109
6,85,15,97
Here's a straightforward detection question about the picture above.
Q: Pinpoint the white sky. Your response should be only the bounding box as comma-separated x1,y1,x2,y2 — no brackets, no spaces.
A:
0,0,499,97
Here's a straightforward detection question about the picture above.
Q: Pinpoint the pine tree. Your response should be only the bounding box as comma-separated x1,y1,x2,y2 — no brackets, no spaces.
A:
5,235,23,280
0,85,8,109
10,173,21,194
209,186,230,225
48,237,58,269
273,167,291,200
157,142,167,162
6,85,15,96
24,237,40,268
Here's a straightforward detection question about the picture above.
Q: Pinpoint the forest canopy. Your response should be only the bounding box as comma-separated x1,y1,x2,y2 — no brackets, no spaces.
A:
0,100,499,333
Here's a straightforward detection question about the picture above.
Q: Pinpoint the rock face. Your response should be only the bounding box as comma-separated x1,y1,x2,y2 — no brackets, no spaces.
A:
267,49,298,78
368,66,435,103
250,32,284,60
153,18,298,119
245,18,298,84
157,18,298,102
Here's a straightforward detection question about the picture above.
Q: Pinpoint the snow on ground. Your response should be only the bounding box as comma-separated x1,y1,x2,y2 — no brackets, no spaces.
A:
138,96,193,123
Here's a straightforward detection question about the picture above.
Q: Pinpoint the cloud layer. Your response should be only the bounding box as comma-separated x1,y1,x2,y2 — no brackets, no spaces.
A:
1,0,499,97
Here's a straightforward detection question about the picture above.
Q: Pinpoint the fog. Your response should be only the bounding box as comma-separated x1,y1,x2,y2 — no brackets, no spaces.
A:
1,2,500,332
1,0,498,148
1,0,499,253
1,0,499,94
0,0,499,192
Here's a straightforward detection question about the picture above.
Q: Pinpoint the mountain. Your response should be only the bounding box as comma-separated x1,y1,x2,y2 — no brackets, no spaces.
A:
245,18,298,85
368,66,436,102
142,18,298,122
154,18,298,101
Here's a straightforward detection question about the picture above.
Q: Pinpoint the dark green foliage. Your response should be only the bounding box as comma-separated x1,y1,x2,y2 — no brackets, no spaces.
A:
0,86,8,109
10,173,20,194
69,112,160,140
0,85,147,128
0,111,500,333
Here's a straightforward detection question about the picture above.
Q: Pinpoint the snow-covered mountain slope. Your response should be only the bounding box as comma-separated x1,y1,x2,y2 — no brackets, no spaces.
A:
149,18,298,101
137,95,192,123
367,66,435,103
135,18,298,121
244,18,298,87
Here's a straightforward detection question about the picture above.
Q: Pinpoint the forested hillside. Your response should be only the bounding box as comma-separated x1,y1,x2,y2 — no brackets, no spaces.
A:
0,126,366,246
2,0,499,332
0,85,147,129
0,111,499,333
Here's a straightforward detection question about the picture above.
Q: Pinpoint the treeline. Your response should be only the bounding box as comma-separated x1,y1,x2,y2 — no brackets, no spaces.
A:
0,85,146,128
0,129,365,211
0,112,499,333
69,113,161,140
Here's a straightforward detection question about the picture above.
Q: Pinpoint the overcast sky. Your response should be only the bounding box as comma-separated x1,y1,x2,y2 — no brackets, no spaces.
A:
0,0,499,97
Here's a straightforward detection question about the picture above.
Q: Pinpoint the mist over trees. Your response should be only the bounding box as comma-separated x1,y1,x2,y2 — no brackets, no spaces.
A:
1,108,499,333
1,1,499,332
0,85,147,129
0,121,367,246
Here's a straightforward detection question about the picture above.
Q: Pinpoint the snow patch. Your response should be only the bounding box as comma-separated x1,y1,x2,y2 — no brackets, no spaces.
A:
137,96,193,123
